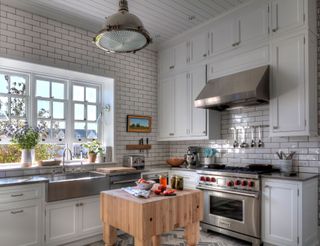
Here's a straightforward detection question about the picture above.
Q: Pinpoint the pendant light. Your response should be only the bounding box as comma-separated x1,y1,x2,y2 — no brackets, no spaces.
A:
93,0,152,53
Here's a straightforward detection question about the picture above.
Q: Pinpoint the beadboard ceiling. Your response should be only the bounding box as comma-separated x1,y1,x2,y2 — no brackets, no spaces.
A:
2,0,249,45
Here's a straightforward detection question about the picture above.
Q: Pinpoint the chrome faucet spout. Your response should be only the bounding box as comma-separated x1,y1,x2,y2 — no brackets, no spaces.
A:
62,147,73,173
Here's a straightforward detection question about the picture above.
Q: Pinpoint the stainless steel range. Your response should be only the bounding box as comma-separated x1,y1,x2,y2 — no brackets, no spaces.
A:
196,166,275,246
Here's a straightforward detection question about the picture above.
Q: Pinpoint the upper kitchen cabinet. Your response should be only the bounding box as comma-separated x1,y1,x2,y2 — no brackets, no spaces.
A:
270,0,317,36
208,1,268,57
158,42,188,76
270,31,317,137
158,66,220,141
187,32,208,65
158,78,175,139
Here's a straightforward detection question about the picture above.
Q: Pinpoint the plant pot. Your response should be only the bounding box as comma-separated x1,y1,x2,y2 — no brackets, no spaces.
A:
96,153,105,163
88,153,97,163
203,157,215,165
21,149,35,168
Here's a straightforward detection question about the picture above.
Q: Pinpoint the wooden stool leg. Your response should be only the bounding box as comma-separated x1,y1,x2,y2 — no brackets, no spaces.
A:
152,235,160,246
135,237,153,246
103,224,117,246
185,221,200,246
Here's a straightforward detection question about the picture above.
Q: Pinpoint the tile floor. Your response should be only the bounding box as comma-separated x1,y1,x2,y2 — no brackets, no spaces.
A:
88,229,251,246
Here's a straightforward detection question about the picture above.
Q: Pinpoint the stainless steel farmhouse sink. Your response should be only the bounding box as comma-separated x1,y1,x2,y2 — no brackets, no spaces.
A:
45,171,110,202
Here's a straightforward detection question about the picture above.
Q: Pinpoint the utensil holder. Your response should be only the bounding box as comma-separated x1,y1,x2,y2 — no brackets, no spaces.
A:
272,159,293,173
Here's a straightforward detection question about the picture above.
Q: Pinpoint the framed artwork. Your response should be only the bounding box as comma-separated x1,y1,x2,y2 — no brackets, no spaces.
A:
127,115,152,133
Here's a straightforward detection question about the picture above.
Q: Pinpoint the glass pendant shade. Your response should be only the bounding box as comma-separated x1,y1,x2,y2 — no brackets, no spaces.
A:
94,0,152,53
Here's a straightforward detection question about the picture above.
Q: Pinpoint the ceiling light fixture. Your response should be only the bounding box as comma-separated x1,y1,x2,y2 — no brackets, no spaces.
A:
93,0,152,53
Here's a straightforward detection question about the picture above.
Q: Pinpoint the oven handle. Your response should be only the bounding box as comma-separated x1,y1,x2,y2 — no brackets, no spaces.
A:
197,186,259,198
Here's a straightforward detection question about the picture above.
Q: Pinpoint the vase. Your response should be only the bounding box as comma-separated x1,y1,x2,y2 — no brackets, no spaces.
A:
88,153,97,163
96,153,105,163
21,149,35,168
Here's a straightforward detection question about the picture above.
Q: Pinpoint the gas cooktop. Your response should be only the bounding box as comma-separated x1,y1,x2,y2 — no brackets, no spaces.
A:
198,164,279,175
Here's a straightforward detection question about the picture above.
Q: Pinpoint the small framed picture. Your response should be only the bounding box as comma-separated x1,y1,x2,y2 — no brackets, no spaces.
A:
127,115,152,133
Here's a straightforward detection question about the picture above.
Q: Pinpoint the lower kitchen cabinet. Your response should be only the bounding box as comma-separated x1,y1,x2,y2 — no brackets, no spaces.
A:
0,199,43,246
169,170,199,189
45,196,102,246
261,177,318,246
0,183,44,246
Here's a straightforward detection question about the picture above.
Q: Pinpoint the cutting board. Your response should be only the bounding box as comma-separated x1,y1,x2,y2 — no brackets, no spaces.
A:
96,167,137,174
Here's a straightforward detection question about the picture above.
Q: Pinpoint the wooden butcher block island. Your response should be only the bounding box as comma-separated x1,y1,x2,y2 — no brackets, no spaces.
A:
100,189,203,246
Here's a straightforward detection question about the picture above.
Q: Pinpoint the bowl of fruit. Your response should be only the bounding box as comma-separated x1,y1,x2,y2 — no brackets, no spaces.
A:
136,179,156,190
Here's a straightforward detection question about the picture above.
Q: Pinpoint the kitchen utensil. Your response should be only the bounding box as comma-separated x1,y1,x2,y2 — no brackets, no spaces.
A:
231,127,238,148
257,126,263,147
286,151,296,160
166,158,185,167
250,126,256,147
240,126,249,148
276,151,282,159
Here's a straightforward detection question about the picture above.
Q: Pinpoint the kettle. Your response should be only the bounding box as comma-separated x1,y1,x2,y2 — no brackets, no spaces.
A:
185,146,200,168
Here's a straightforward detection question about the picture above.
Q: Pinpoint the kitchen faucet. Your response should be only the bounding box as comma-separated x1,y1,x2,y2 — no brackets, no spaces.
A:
62,145,73,173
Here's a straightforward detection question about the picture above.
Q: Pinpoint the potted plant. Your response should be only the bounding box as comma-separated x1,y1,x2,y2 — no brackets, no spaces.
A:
82,140,103,163
203,147,218,165
5,121,48,167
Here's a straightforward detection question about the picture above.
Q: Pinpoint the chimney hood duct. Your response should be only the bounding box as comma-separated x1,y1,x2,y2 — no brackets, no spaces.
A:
194,65,270,111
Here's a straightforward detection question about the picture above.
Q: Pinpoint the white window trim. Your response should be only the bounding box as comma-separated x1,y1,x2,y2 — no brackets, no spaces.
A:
0,57,115,162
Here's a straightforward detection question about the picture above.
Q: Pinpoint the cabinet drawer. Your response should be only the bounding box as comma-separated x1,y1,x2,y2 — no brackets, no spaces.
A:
0,184,42,204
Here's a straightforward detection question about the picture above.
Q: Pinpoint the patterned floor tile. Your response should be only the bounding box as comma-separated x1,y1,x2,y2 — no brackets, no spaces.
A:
87,229,250,246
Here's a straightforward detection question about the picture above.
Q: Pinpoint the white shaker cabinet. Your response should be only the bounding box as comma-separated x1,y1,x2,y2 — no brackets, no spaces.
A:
270,0,304,35
0,200,42,246
270,31,317,137
188,32,208,64
262,177,318,246
45,196,102,246
0,184,44,246
158,78,175,139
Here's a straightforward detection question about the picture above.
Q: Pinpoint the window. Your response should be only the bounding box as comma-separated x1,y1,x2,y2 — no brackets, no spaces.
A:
35,77,67,142
0,58,114,165
72,83,100,141
0,71,29,127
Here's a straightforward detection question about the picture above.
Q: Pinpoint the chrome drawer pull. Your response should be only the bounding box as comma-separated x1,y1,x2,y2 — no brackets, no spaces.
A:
11,210,24,214
11,193,24,197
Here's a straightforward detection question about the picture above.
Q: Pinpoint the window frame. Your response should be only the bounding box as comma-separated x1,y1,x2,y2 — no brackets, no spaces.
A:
33,75,68,144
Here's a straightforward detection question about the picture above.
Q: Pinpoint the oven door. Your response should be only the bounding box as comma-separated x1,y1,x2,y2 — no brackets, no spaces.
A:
202,188,260,238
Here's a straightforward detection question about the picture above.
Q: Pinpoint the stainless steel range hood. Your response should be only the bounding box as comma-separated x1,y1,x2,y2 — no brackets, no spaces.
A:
195,66,270,111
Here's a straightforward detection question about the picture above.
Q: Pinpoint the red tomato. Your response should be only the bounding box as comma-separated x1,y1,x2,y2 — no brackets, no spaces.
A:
158,185,166,192
154,190,162,195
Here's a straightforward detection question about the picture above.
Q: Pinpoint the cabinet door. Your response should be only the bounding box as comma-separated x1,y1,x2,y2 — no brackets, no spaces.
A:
262,180,298,246
158,48,172,75
189,33,208,63
174,73,189,137
45,200,78,244
189,66,207,137
237,2,269,45
0,201,42,246
271,0,304,34
172,42,188,71
79,197,102,235
158,78,175,139
270,34,305,136
209,17,236,56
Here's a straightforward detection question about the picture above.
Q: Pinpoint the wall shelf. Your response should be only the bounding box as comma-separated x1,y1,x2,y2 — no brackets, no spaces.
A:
126,144,152,150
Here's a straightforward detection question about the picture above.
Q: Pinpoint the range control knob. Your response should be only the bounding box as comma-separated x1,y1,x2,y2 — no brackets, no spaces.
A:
241,180,248,186
200,176,205,181
248,181,255,187
235,180,241,186
205,177,211,182
226,181,234,187
211,177,216,182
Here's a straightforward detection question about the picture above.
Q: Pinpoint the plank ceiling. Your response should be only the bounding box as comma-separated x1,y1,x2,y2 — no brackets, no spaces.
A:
2,0,249,46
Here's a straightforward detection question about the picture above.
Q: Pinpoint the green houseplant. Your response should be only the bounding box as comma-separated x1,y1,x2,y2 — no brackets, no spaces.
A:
82,140,103,163
5,121,47,167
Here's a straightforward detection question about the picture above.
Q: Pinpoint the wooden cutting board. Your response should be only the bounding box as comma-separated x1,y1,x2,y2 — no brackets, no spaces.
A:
96,167,137,174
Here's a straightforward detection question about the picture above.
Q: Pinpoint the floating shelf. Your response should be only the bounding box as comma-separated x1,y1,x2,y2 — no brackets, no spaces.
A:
126,144,152,150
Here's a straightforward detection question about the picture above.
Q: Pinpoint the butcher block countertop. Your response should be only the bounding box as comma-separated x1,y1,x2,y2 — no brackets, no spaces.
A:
100,188,203,246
